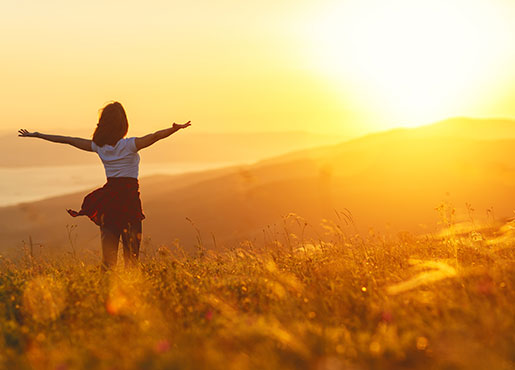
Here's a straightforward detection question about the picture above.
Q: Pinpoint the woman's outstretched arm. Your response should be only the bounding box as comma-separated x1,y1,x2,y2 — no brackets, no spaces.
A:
18,129,93,152
135,121,191,151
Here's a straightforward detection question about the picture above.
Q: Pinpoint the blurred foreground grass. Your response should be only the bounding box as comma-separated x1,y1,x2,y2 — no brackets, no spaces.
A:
0,217,514,370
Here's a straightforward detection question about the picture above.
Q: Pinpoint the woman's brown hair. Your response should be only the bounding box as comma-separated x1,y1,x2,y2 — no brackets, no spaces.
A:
92,102,129,147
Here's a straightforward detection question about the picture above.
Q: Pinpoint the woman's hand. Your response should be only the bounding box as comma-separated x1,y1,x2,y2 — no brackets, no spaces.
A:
135,121,192,151
172,121,191,130
18,129,39,137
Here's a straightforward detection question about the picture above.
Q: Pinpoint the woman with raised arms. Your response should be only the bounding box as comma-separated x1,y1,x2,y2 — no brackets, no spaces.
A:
18,101,191,270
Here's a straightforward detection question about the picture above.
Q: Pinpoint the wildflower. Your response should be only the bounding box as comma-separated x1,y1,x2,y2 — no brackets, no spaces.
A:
416,336,428,351
380,311,393,323
369,341,381,355
154,339,171,354
477,275,494,296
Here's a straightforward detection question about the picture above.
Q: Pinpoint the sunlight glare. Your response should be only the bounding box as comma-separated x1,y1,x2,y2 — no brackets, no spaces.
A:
307,0,511,127
23,275,66,322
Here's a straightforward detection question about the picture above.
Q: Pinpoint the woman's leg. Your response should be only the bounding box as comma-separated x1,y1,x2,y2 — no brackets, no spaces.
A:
121,220,142,268
100,225,121,271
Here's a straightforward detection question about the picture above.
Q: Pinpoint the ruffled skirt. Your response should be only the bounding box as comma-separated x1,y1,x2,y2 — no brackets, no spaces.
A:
67,177,145,232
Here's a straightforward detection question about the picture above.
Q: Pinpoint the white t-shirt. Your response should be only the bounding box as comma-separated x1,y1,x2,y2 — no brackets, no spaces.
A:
91,137,140,178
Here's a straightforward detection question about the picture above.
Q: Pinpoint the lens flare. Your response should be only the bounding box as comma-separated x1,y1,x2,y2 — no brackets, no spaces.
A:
23,275,66,322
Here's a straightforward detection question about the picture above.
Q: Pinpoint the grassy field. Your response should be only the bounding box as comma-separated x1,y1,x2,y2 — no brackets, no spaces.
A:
0,214,514,370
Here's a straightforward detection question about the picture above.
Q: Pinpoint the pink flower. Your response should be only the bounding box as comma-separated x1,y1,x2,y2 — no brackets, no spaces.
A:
380,310,393,323
154,339,170,354
477,276,494,296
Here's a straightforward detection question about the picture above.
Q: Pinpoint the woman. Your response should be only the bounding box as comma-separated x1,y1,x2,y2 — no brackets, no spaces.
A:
18,101,191,270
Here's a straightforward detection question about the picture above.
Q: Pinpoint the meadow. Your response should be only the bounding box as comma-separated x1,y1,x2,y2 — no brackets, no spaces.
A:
0,213,514,370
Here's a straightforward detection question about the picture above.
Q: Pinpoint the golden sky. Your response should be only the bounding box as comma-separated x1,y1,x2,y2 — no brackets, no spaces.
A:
1,0,514,137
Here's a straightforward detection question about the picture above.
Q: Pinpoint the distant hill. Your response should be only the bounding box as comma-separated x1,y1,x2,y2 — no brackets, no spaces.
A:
1,117,515,258
0,131,344,167
412,117,515,140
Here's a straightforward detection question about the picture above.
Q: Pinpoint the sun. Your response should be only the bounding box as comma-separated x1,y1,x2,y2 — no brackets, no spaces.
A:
306,0,510,128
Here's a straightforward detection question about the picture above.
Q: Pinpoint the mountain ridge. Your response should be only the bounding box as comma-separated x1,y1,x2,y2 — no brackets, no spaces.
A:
1,117,514,258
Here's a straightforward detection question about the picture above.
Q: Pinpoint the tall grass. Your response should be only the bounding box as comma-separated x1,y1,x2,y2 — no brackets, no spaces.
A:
0,216,514,369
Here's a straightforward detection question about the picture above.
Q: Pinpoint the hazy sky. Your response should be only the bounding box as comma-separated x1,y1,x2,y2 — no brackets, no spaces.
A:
1,0,514,137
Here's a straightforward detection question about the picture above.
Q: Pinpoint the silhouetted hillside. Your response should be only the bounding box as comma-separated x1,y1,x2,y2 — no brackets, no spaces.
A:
1,118,514,257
